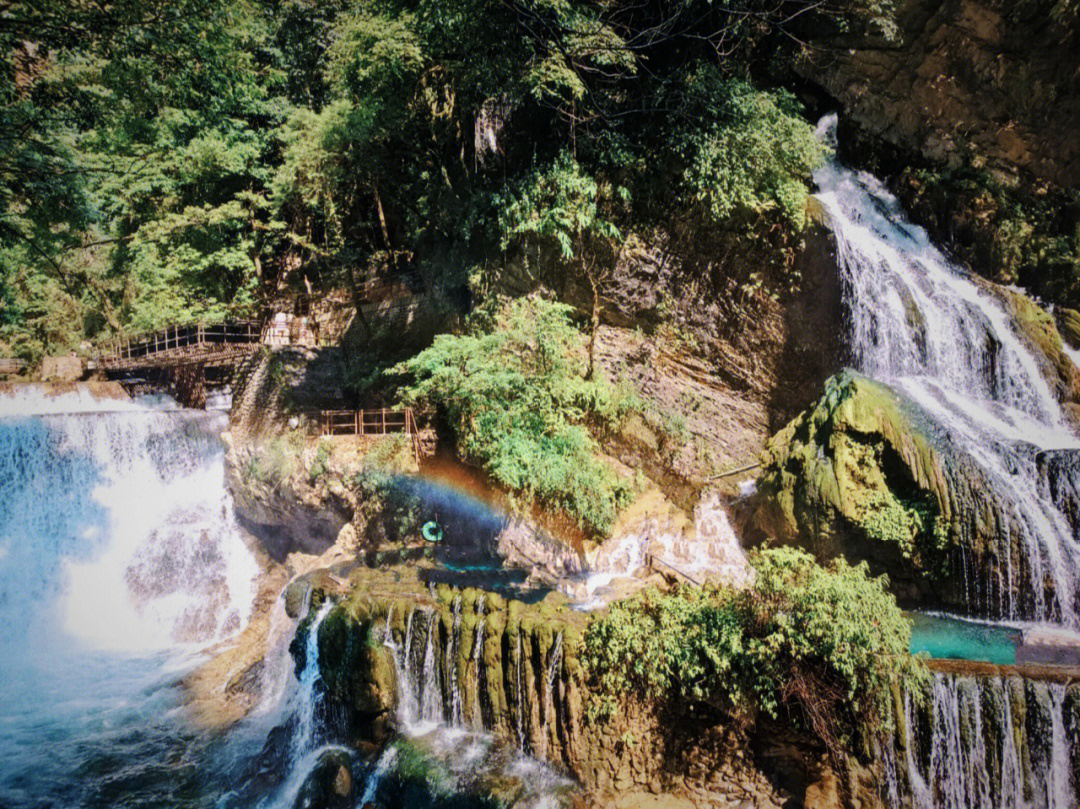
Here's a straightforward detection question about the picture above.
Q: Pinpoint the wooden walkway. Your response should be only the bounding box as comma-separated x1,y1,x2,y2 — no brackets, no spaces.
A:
94,321,261,371
318,408,422,463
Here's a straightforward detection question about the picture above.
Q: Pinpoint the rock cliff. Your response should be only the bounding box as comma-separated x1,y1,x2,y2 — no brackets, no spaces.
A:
298,566,878,809
800,0,1080,188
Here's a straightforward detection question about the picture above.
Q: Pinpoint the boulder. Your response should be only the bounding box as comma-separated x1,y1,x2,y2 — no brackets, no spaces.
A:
292,748,354,809
743,371,1028,612
39,355,83,382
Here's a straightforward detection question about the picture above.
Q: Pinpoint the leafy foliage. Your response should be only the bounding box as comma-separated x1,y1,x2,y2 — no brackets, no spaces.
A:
672,71,825,232
899,165,1080,310
582,547,927,763
391,297,638,535
2,0,898,359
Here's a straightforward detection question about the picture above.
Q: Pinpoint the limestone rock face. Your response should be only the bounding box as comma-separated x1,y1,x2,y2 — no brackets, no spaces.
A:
224,436,353,562
496,224,845,496
800,0,1080,188
39,355,84,382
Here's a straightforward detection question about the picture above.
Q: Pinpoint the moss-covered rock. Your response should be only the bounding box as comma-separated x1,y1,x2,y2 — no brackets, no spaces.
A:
745,371,1031,612
997,287,1080,426
1056,307,1080,351
297,565,842,807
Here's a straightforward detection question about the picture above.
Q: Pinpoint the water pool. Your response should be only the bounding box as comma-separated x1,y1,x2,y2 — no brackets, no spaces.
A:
907,612,1021,665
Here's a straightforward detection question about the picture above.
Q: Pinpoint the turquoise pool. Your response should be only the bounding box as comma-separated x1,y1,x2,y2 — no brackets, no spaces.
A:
907,612,1021,665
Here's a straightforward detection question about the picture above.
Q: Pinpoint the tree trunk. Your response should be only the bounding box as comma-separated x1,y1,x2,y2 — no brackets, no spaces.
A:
587,270,600,380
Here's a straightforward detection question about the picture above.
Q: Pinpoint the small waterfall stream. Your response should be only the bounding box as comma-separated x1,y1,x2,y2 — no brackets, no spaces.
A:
373,597,572,807
814,114,1080,627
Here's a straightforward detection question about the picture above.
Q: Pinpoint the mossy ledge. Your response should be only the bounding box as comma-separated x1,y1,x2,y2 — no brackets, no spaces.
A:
291,564,884,809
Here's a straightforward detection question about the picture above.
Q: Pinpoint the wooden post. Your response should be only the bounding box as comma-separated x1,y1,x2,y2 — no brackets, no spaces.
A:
355,410,360,436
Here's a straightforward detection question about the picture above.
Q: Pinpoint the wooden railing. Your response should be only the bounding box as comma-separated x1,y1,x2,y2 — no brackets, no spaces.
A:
317,408,421,463
646,554,703,587
97,321,261,369
0,358,25,375
318,408,418,436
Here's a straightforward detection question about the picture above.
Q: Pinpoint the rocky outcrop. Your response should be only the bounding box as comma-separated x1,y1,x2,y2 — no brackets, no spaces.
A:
230,346,350,438
800,0,1080,189
742,371,1053,615
993,285,1080,425
496,222,845,498
1057,307,1080,352
300,566,871,809
224,432,356,562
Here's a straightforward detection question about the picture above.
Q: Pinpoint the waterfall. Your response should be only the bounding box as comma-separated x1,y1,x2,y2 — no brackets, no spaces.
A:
290,602,333,758
367,598,572,807
815,114,1080,626
358,745,398,805
576,490,749,607
256,601,362,809
0,389,259,649
896,673,1076,809
0,388,260,806
419,610,444,726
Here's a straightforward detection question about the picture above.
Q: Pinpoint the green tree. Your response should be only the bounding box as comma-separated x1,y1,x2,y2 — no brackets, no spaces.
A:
390,297,638,535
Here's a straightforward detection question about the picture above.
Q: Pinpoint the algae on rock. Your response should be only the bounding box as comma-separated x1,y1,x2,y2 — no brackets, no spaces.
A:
746,371,1019,613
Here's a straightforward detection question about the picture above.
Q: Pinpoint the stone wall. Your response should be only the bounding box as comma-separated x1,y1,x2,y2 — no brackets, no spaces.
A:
799,0,1080,188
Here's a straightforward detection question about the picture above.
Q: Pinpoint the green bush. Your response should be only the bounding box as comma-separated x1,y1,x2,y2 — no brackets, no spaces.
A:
582,547,926,762
253,430,306,488
308,440,332,484
390,297,638,536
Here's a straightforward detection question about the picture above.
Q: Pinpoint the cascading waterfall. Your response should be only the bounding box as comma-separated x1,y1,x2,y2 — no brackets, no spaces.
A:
288,602,334,761
0,388,261,807
419,609,444,727
448,594,464,726
895,673,1076,809
372,597,572,807
576,490,749,607
257,601,356,809
814,114,1080,626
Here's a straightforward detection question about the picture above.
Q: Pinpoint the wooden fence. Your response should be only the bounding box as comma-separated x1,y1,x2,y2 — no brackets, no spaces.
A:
0,358,25,375
317,408,421,463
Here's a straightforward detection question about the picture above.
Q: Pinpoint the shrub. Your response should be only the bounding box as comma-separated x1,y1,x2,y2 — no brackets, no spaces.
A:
390,297,638,536
308,440,332,484
582,547,926,764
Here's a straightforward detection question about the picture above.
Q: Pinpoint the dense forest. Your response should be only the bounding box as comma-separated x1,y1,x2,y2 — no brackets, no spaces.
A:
2,0,905,361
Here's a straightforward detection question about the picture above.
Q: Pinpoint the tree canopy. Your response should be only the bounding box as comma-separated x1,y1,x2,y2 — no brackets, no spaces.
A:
2,0,896,359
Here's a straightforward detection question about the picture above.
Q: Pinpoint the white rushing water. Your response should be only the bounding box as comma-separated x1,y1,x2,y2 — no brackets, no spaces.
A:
378,602,573,807
575,490,750,607
898,673,1076,809
0,388,260,806
814,114,1080,627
